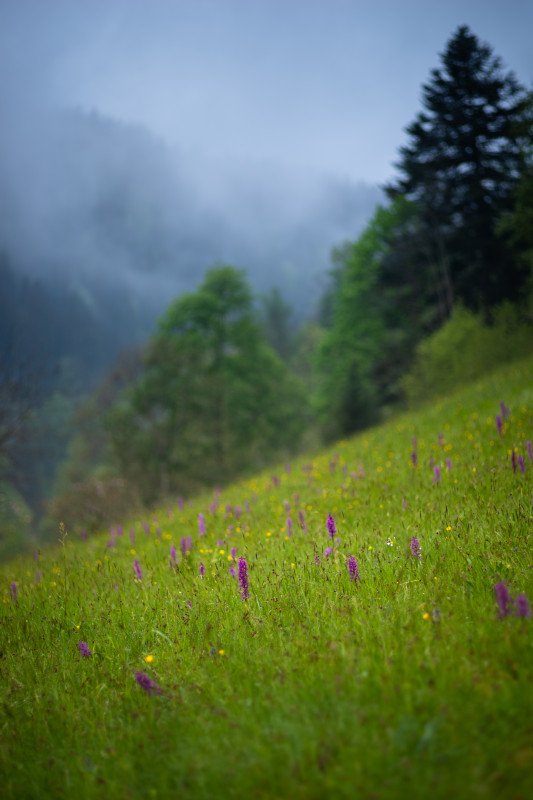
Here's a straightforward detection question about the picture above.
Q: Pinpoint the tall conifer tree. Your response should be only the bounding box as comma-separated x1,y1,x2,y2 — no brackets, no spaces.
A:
386,25,531,310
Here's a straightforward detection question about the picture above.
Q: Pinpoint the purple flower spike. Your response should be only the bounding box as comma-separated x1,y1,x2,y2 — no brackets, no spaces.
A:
511,451,517,474
235,506,242,520
518,455,525,474
170,545,176,563
410,538,421,559
238,556,249,601
135,671,161,696
411,451,417,467
495,414,503,435
527,441,533,462
198,513,206,536
494,582,512,618
500,400,510,419
326,514,337,540
230,547,237,560
229,565,237,577
434,465,441,483
133,559,143,581
198,563,206,577
287,517,293,536
324,547,333,558
515,593,531,619
438,433,444,447
78,641,92,657
11,582,18,602
178,497,184,511
347,556,360,582
446,457,452,471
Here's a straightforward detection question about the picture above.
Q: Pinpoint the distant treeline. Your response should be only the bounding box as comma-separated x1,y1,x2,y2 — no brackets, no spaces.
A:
1,25,533,557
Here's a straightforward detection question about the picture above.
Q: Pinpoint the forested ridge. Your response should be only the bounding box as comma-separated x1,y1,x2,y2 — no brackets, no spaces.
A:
1,25,533,557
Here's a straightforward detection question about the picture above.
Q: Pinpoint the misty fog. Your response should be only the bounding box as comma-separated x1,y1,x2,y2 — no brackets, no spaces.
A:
0,101,381,324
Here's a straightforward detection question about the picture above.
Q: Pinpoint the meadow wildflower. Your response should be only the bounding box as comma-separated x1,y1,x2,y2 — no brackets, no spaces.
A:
178,497,184,511
144,655,154,664
500,400,510,418
78,641,92,657
135,672,161,696
298,510,307,531
511,451,517,474
229,565,237,577
446,457,452,471
495,414,503,435
324,547,333,558
198,563,206,577
434,465,441,483
438,433,444,447
235,506,242,519
411,451,417,467
327,514,336,540
142,522,149,535
347,556,360,582
11,582,18,602
170,545,176,563
198,513,206,536
410,538,421,559
287,517,293,536
238,556,249,601
133,559,143,581
515,593,531,618
494,582,511,618
518,455,525,474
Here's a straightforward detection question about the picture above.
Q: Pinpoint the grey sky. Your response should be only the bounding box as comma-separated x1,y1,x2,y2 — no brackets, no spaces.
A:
1,0,532,185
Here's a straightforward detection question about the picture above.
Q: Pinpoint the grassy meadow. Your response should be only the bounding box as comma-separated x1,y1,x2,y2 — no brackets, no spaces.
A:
1,357,533,799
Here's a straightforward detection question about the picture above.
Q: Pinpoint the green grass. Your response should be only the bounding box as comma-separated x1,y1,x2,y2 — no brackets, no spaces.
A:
1,358,533,799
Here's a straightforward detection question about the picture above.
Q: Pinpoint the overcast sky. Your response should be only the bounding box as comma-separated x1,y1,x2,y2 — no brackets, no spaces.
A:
1,0,532,185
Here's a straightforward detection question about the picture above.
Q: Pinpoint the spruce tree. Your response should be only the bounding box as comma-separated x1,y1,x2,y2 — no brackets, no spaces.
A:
386,25,531,310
